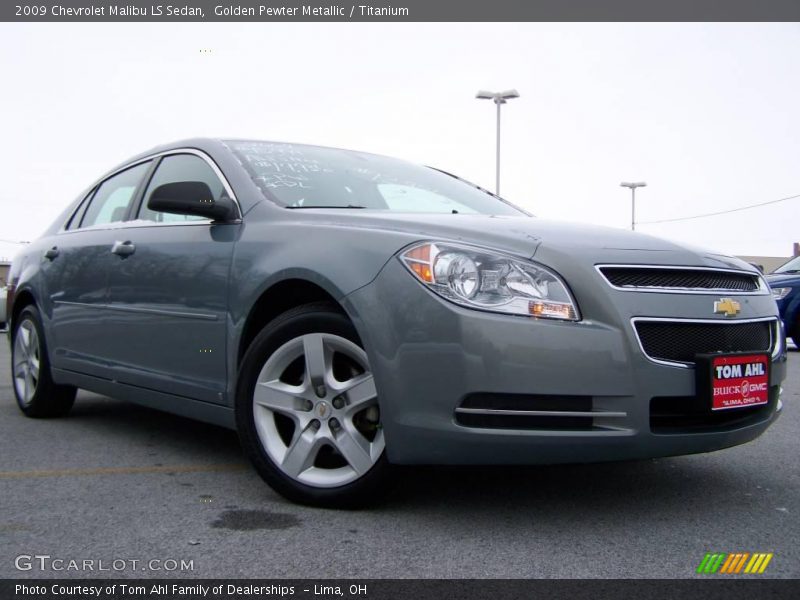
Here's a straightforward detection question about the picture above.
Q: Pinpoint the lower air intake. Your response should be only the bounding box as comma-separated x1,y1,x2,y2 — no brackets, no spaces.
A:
650,386,778,433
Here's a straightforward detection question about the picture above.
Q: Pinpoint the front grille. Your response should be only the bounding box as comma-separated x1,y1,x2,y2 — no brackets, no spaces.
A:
650,386,778,433
600,267,760,292
634,320,773,365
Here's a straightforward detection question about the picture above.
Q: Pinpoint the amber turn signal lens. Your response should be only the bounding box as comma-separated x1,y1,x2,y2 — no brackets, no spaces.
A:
404,245,431,262
409,261,434,283
529,301,575,320
402,244,436,283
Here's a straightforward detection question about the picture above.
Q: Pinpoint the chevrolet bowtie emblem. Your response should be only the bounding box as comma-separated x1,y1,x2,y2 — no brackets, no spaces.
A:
714,298,741,317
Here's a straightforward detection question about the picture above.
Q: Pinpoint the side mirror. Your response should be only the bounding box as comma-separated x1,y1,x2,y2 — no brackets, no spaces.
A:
148,181,237,222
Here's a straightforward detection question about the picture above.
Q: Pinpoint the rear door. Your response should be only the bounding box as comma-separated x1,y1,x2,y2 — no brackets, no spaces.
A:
45,161,153,379
104,152,239,403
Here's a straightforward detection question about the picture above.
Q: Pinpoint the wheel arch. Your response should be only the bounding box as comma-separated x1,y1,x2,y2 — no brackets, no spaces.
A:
9,287,38,338
236,278,361,369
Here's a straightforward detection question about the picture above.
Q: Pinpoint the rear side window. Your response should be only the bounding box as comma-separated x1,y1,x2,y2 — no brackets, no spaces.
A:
80,162,151,228
138,154,225,223
65,189,96,230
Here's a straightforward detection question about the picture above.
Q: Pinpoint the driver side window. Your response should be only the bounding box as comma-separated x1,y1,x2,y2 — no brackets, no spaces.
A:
138,154,225,223
79,162,151,228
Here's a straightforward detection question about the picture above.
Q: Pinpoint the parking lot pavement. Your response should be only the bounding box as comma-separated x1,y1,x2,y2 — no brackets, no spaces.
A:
0,332,798,580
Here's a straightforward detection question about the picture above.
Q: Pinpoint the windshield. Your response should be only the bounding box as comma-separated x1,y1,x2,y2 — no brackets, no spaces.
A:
774,255,800,274
225,140,526,216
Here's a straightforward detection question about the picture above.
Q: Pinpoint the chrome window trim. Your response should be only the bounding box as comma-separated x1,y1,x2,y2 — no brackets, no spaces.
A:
595,264,769,295
630,316,781,369
58,147,242,233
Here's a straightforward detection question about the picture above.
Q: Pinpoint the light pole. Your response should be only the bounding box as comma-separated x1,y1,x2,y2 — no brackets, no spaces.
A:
476,89,519,195
620,181,647,231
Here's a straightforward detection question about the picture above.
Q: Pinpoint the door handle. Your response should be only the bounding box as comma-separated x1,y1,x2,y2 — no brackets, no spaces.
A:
111,240,136,258
44,246,59,260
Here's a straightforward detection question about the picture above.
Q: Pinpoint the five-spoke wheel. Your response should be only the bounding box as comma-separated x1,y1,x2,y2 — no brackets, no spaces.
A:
253,332,384,487
13,318,41,407
236,302,389,507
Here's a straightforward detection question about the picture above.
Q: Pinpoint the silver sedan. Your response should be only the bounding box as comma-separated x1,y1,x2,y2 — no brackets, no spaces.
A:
5,138,788,507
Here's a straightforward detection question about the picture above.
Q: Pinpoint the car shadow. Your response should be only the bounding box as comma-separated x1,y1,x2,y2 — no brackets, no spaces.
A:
68,392,244,461
389,459,731,513
64,391,772,522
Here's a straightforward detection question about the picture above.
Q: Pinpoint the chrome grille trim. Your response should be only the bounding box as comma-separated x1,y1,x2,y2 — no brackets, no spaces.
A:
631,316,780,369
454,408,627,418
596,264,768,295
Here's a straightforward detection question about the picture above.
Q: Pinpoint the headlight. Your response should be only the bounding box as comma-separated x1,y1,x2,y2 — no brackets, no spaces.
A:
771,287,791,300
400,242,579,320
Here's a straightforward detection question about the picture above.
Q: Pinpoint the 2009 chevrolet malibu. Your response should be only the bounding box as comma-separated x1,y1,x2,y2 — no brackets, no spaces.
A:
6,139,787,506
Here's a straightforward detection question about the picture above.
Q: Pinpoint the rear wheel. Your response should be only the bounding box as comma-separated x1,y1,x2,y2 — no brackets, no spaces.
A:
12,305,76,418
236,302,389,508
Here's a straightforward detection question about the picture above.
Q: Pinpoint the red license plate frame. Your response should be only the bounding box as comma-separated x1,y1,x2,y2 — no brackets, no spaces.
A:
696,353,770,411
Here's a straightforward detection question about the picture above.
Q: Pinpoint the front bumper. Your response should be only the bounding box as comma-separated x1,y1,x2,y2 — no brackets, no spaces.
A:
343,258,787,465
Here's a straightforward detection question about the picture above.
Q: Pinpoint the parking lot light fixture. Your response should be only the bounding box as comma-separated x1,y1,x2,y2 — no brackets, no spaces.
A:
620,181,647,231
476,89,520,196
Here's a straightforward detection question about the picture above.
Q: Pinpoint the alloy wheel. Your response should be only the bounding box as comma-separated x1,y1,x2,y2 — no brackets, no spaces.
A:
13,319,41,407
252,333,384,488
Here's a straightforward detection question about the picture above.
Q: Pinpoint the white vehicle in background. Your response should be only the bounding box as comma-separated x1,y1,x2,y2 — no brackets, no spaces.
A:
0,286,7,330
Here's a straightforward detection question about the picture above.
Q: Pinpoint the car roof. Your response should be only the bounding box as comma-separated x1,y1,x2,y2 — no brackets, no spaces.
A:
114,137,228,170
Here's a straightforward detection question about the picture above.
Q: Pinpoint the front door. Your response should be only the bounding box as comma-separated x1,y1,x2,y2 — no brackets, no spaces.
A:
104,153,238,403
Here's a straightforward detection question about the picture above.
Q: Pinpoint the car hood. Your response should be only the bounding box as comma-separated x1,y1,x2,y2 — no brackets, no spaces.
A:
766,273,800,286
297,210,753,270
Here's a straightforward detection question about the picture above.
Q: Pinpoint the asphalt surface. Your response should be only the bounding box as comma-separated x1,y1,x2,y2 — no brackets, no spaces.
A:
0,332,798,579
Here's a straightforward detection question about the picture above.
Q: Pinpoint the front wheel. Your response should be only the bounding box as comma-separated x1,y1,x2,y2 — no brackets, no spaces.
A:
236,302,389,508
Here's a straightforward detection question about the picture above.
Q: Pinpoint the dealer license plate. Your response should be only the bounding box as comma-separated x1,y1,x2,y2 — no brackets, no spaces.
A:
697,353,770,411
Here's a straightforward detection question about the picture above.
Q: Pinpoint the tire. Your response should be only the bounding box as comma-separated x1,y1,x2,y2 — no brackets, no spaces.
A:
236,302,390,508
11,305,76,418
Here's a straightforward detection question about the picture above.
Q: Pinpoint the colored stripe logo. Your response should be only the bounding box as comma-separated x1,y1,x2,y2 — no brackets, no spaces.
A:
697,552,773,574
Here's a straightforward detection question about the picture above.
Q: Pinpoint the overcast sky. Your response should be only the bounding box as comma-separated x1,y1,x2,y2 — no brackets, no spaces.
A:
1,22,798,262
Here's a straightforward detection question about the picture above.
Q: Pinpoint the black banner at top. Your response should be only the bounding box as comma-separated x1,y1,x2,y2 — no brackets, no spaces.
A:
3,0,800,22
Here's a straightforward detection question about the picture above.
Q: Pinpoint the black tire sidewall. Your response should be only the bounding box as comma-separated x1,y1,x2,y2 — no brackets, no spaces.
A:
12,305,75,417
235,303,389,508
